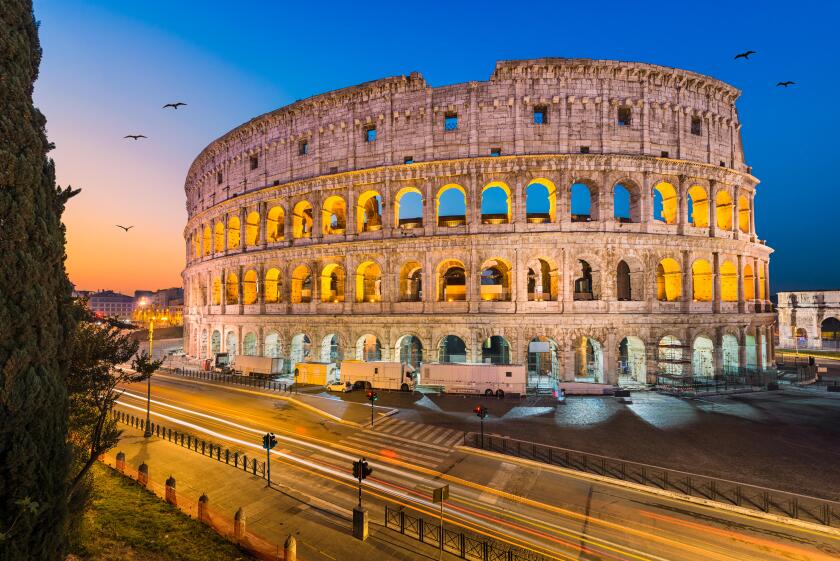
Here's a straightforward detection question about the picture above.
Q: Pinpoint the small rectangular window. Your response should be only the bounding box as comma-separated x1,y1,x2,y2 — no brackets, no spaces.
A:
490,147,502,157
661,151,669,158
404,156,414,164
272,180,280,186
298,139,308,155
329,166,338,174
444,112,458,131
617,106,632,126
720,161,726,167
249,155,259,170
691,116,702,136
580,146,590,154
217,171,223,185
506,371,512,378
364,125,377,142
374,368,378,374
533,106,547,125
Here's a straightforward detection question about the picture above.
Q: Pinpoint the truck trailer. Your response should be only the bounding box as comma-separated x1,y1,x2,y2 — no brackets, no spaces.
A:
232,355,284,377
293,361,337,386
338,360,416,391
420,363,526,397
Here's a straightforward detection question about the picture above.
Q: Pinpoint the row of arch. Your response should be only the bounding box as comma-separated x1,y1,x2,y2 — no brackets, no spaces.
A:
191,254,768,307
188,178,755,260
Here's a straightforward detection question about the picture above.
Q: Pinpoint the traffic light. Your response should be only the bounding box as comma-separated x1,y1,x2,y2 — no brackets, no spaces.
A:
473,405,488,419
263,432,277,450
352,458,373,481
366,390,378,403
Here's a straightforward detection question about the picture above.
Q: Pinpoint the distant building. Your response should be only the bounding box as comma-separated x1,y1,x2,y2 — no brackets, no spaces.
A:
87,290,135,320
777,290,840,350
133,287,184,327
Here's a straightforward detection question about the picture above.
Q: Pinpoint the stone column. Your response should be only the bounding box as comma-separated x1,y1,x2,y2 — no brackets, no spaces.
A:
347,190,357,239
558,173,571,228
604,332,617,385
382,176,394,238
283,202,292,241
223,214,229,254
731,187,738,234
738,326,748,373
708,180,718,237
468,248,479,313
258,263,266,314
220,269,227,314
754,325,763,370
752,257,761,313
712,252,721,314
737,254,745,313
682,250,692,311
677,175,689,235
239,206,247,250
238,265,244,314
750,193,756,237
640,172,652,231
258,201,267,247
311,194,323,240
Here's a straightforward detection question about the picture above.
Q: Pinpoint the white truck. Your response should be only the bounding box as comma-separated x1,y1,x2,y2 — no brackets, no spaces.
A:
232,355,284,377
420,363,526,397
338,360,416,391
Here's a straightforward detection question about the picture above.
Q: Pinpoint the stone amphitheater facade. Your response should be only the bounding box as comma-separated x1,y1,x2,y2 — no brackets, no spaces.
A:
182,58,775,386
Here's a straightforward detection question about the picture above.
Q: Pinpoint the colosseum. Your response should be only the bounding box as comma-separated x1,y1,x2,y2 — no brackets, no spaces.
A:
182,58,775,389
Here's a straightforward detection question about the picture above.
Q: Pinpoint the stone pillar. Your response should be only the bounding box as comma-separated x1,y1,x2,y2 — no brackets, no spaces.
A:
239,206,247,250
223,214,229,254
682,250,692,311
238,265,245,314
511,177,524,225
382,176,394,238
115,451,125,473
311,194,323,240
558,173,571,228
708,181,718,237
738,327,748,373
258,201,267,247
754,325,763,370
283,203,292,241
737,254,745,313
677,175,689,235
347,190,357,239
137,463,149,488
220,269,226,314
712,252,721,313
731,188,738,234
198,494,210,524
258,263,266,313
750,193,756,237
234,507,246,542
284,535,297,561
604,332,617,385
165,476,177,506
753,257,761,313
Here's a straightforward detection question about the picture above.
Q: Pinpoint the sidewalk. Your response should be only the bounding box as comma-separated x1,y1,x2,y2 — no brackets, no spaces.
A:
108,425,448,561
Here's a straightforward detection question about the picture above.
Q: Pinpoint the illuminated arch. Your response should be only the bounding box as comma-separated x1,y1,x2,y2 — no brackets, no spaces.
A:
211,330,221,354
692,336,714,377
395,334,423,369
744,263,755,300
573,259,597,300
225,272,239,305
356,334,382,361
211,277,222,305
658,335,684,377
722,334,739,374
242,269,258,305
357,190,383,233
480,181,511,224
526,178,556,223
399,260,423,302
436,184,466,227
436,259,467,301
656,258,682,302
618,336,646,385
292,201,313,238
574,336,603,382
290,333,311,370
355,261,382,303
479,257,512,301
266,205,285,242
438,335,467,363
652,181,678,224
394,186,423,229
758,266,766,300
290,265,312,304
691,259,713,302
264,330,282,358
715,190,733,231
322,195,347,235
242,332,257,356
192,233,200,258
321,333,342,363
203,225,211,256
720,261,738,302
738,195,750,233
526,257,558,301
687,185,710,228
225,330,237,356
320,263,346,303
481,335,511,365
264,268,281,303
245,211,259,246
213,222,224,252
227,215,241,249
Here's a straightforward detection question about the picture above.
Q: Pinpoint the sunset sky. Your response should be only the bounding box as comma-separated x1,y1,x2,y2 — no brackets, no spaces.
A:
34,0,839,295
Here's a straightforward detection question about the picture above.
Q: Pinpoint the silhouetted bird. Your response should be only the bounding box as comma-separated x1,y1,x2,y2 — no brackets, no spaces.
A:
124,134,147,140
163,102,187,109
734,50,756,60
116,225,134,232
776,81,796,87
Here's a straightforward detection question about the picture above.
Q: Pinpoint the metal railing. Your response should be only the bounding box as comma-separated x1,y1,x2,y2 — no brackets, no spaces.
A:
165,367,298,393
463,432,840,527
385,504,549,561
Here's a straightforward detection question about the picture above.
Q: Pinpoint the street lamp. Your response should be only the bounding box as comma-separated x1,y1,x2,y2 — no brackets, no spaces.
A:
144,313,168,438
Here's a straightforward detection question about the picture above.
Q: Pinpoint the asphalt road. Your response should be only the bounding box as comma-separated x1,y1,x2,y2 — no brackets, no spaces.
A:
114,374,840,561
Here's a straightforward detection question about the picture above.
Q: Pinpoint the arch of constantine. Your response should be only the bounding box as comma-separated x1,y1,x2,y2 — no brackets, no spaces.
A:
181,58,775,387
777,291,840,350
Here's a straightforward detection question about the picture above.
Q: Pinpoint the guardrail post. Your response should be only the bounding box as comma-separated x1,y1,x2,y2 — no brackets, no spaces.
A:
115,451,125,473
198,494,209,523
400,510,405,534
137,463,149,487
418,517,424,543
165,476,177,506
283,535,297,561
234,507,245,542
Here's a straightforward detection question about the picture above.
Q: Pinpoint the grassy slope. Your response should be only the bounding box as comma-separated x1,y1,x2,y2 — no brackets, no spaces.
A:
71,463,255,561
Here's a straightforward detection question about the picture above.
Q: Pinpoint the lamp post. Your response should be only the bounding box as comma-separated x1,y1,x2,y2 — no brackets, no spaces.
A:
144,314,168,438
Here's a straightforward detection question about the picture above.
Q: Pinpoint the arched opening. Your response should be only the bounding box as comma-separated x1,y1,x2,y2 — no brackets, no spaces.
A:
320,263,346,303
211,277,222,306
396,335,423,369
527,258,557,301
264,268,281,303
395,187,423,229
357,191,383,233
745,334,757,370
211,330,221,354
692,336,714,378
355,261,382,303
720,261,738,302
574,336,603,382
758,266,766,300
202,225,211,256
527,336,559,384
245,211,259,246
652,181,678,224
225,331,237,356
481,181,511,224
225,273,239,305
243,332,257,356
356,334,382,361
573,259,596,300
322,195,347,235
213,222,224,252
399,261,423,302
479,258,511,302
192,234,200,258
618,336,646,386
199,329,208,359
613,184,631,223
760,332,767,369
290,333,311,371
242,269,258,305
437,259,466,302
657,336,685,378
264,331,281,358
321,334,342,363
266,206,285,242
687,185,710,228
570,183,593,222
822,318,840,343
722,334,739,375
616,261,632,301
227,216,241,249
738,195,750,233
290,265,312,304
715,191,733,231
744,264,755,301
481,335,510,364
292,200,313,239
656,258,682,302
795,327,808,345
526,179,556,223
436,184,466,227
692,259,713,302
439,335,467,363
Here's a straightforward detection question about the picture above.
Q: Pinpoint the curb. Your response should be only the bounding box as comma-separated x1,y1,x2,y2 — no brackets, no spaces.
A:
456,445,840,538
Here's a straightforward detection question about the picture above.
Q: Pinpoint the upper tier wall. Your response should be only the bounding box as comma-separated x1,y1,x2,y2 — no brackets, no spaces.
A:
185,58,745,218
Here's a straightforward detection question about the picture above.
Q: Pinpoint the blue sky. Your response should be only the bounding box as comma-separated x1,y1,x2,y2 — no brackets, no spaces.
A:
34,0,839,293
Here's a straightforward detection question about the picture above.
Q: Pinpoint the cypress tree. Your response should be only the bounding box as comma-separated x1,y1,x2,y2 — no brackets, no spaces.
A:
0,1,77,559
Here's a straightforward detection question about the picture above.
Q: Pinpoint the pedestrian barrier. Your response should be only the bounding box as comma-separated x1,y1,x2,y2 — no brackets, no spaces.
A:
164,367,298,394
463,432,840,527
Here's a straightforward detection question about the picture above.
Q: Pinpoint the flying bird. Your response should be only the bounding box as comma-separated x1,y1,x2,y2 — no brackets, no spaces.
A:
734,50,756,60
163,102,187,109
115,225,134,232
124,134,147,140
776,81,796,87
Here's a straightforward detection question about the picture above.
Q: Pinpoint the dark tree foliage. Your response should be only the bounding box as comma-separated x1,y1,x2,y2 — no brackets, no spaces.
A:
0,2,78,559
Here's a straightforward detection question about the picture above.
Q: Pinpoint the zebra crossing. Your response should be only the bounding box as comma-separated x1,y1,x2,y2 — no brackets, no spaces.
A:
340,416,464,469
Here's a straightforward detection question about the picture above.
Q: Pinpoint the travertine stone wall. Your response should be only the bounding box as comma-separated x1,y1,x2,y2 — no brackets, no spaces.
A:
777,291,840,349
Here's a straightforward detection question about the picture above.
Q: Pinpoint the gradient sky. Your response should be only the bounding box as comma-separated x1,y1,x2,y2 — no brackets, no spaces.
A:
34,0,839,295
